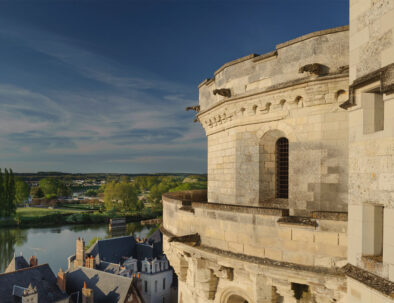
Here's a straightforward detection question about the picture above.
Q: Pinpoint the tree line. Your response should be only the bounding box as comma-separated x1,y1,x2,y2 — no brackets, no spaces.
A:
0,169,30,217
102,175,207,213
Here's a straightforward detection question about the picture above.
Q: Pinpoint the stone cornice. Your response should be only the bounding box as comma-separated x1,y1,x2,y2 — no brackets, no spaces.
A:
161,226,345,277
197,73,348,117
343,263,394,298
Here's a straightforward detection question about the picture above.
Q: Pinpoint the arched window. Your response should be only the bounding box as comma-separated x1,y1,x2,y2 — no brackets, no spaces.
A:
276,137,289,198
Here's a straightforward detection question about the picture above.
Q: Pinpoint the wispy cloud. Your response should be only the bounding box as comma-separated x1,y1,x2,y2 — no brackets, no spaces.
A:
0,23,205,173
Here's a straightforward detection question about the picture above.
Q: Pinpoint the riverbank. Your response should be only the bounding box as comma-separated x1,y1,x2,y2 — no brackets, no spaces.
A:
0,207,162,228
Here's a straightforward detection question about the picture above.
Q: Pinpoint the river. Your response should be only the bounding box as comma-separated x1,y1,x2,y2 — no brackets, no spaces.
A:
0,222,156,274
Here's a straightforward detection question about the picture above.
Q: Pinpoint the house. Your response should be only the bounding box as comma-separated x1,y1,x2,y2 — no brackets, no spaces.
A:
67,230,176,303
63,267,142,303
0,262,69,303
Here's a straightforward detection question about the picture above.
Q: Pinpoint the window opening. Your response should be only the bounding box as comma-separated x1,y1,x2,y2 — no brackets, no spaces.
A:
276,137,289,198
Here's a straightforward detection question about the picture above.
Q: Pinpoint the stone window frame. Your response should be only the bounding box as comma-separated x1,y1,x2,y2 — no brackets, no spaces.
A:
361,203,384,262
259,129,289,203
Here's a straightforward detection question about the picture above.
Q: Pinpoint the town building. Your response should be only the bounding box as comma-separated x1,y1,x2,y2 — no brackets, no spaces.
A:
67,230,177,303
0,258,69,303
162,0,394,302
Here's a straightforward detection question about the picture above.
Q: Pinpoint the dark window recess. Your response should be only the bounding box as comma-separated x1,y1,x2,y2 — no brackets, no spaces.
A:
291,283,309,300
276,137,289,198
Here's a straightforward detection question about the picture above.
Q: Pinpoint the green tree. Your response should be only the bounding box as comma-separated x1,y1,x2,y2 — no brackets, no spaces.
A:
119,175,130,183
85,189,98,197
115,182,138,211
30,187,44,198
39,178,58,197
104,181,116,210
3,169,16,216
15,179,30,204
0,169,4,217
57,181,71,197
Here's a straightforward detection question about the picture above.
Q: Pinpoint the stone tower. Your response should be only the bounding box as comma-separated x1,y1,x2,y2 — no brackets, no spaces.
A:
75,237,85,267
163,25,351,303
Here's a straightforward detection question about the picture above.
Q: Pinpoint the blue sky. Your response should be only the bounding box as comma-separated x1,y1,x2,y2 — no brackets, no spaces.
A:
0,0,348,173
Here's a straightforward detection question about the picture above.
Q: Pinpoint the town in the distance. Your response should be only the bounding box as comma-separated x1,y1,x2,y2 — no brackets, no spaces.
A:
0,172,206,303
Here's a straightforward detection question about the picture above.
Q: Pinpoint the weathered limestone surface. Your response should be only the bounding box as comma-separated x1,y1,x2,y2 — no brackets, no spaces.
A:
163,2,394,301
199,27,350,215
347,0,394,301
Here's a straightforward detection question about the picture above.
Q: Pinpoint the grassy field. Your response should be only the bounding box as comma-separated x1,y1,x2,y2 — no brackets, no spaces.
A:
0,206,162,228
16,207,85,218
61,203,100,210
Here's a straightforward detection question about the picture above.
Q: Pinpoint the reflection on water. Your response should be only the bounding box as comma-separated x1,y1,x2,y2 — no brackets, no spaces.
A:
0,222,156,273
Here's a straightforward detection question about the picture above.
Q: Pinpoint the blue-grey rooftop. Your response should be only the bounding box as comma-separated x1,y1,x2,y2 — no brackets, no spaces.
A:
0,264,69,303
66,267,133,303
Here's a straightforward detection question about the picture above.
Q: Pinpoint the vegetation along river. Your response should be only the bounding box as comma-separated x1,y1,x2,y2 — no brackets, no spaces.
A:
0,222,156,273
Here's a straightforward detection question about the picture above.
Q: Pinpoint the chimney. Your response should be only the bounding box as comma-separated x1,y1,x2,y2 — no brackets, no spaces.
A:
57,268,66,292
75,237,85,267
22,283,38,303
82,281,94,303
85,255,96,269
29,256,38,267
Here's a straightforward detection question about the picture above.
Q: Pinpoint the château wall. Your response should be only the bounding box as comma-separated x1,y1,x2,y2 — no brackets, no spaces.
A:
199,27,350,216
346,0,394,302
163,4,394,301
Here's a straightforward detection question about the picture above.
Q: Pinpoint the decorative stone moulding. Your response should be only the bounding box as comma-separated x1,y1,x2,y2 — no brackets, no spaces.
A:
341,63,394,109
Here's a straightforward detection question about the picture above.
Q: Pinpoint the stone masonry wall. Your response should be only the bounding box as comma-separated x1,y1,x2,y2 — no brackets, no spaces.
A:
199,27,348,111
347,0,394,299
349,0,394,83
163,198,347,269
199,28,350,215
203,78,349,214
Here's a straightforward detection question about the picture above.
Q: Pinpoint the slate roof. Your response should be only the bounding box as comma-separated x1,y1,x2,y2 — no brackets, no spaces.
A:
0,264,69,303
96,261,121,275
5,256,29,273
66,267,133,303
147,229,162,244
90,236,136,264
86,232,165,270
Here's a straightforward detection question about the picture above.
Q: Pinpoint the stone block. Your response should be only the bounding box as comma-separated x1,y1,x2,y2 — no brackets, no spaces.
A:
338,233,347,247
277,227,292,240
228,241,244,254
292,228,315,242
314,231,339,246
244,244,265,258
265,248,283,261
283,251,314,266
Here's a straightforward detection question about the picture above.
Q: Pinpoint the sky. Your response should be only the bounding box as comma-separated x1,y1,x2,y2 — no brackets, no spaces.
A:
0,0,349,173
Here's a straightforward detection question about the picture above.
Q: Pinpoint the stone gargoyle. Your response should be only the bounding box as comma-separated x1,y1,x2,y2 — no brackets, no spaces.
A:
298,63,328,76
185,105,200,112
213,88,231,98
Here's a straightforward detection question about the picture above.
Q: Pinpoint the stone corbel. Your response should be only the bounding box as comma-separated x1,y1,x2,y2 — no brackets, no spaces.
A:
259,102,271,114
211,265,234,281
166,251,189,282
168,233,201,246
195,267,219,300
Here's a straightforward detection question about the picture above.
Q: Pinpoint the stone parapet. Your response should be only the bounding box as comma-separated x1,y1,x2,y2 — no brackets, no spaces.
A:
163,190,347,270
